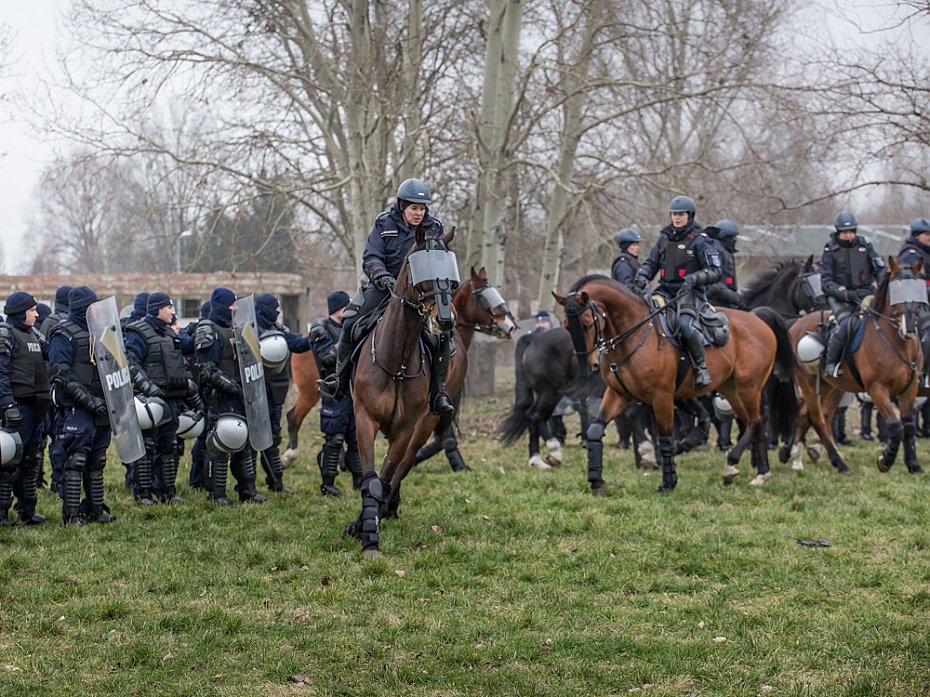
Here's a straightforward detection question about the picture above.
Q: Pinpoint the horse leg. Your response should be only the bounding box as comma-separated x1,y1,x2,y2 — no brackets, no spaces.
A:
342,409,383,555
798,377,849,473
586,389,627,496
653,394,678,493
541,419,563,468
283,393,313,468
414,436,443,466
749,421,772,486
873,387,904,473
527,420,548,469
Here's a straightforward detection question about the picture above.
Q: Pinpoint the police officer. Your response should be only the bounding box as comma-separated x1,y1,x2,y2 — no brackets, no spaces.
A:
188,300,212,490
195,287,265,505
0,292,50,525
124,291,193,505
255,293,312,494
318,178,455,415
897,217,930,389
821,211,886,377
632,195,722,389
48,286,115,524
532,310,553,332
310,290,362,496
610,228,643,290
704,220,745,309
39,285,71,339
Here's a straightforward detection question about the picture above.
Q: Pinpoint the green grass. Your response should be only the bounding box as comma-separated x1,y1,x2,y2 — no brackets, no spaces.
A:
1,391,929,696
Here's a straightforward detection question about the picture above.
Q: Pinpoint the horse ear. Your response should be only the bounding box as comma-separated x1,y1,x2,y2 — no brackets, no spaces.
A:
580,291,590,305
470,266,480,283
888,255,899,273
416,225,425,244
915,258,924,276
478,266,488,279
804,254,814,271
442,226,456,246
553,291,567,306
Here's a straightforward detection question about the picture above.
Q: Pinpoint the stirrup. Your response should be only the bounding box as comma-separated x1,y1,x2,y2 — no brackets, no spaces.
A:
431,392,456,415
824,363,843,378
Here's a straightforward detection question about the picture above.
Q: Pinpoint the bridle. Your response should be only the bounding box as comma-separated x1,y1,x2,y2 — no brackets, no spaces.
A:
456,283,516,338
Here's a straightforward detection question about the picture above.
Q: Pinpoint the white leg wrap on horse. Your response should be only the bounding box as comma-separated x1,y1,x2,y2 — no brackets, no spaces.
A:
790,442,805,471
528,453,551,470
281,448,299,469
750,471,772,486
638,441,657,469
545,438,563,466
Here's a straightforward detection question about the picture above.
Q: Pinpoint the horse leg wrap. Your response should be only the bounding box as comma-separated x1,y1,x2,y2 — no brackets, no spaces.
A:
414,439,442,464
360,476,384,551
902,418,921,472
444,436,470,473
881,420,904,470
585,420,605,488
657,436,678,492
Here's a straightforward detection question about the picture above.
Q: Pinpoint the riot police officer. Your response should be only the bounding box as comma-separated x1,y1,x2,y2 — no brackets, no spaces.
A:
254,293,311,494
124,291,194,505
632,195,722,388
188,300,212,490
310,290,362,496
0,292,50,525
821,211,885,377
48,286,115,524
39,285,71,339
195,287,265,505
610,228,642,290
704,219,745,309
898,217,930,389
318,178,455,415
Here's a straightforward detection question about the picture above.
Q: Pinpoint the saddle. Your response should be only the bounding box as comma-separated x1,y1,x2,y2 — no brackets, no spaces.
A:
654,296,730,348
347,298,456,364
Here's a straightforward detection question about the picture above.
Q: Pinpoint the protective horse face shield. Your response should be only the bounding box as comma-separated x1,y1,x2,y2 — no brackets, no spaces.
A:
889,278,927,338
476,285,517,338
408,248,460,329
801,271,823,303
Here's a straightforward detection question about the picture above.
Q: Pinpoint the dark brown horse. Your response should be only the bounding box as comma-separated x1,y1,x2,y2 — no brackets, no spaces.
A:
343,227,462,554
788,257,924,474
555,275,796,494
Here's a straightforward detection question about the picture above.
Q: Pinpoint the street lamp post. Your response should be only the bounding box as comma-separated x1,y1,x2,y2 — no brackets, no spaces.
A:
176,229,193,274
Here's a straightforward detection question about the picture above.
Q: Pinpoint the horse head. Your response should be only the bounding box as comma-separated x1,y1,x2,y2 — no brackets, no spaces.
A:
554,288,602,373
462,266,517,339
396,226,459,335
877,256,927,340
798,254,827,312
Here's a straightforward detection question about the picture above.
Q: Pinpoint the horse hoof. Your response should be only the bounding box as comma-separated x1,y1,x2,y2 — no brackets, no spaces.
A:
836,462,851,474
591,483,606,497
342,521,362,540
362,548,381,558
749,472,771,487
807,444,823,462
656,483,676,493
722,465,740,485
876,456,891,473
908,465,925,474
791,461,805,472
778,445,791,464
528,454,551,470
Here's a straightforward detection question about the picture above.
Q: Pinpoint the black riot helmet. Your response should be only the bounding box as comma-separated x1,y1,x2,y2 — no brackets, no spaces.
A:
396,178,432,210
613,228,642,250
834,211,858,232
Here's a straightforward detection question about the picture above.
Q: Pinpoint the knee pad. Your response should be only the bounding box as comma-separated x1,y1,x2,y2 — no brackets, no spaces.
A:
361,476,383,503
89,449,107,472
325,432,346,449
65,450,88,473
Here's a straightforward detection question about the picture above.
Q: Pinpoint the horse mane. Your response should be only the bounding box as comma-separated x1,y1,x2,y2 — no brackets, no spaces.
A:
870,268,892,314
741,258,802,304
569,273,612,292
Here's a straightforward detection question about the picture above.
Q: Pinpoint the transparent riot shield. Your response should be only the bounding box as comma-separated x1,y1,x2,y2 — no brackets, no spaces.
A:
86,296,145,463
232,295,273,451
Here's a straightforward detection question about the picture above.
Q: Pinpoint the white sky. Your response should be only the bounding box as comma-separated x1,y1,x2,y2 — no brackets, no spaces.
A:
0,1,926,273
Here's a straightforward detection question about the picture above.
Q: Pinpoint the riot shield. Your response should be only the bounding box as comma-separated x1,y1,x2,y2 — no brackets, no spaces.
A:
232,295,273,451
86,296,146,463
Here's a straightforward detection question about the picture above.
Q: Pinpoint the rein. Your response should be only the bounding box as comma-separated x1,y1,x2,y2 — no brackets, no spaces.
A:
368,285,433,381
864,306,919,376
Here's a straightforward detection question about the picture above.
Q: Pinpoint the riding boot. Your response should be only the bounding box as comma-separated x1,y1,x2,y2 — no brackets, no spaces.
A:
0,468,15,527
317,332,354,400
343,444,362,489
318,442,343,496
832,407,852,446
429,334,455,415
262,447,291,493
61,452,85,525
716,414,734,451
133,450,156,505
823,321,847,377
160,449,183,504
682,331,711,389
87,451,115,523
16,451,44,525
860,402,874,441
233,450,267,503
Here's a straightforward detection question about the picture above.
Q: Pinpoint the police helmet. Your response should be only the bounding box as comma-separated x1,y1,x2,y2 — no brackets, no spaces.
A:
259,331,289,371
834,211,858,232
177,410,206,440
910,217,930,235
0,428,22,466
712,394,733,417
668,195,697,218
796,333,825,366
207,413,249,453
614,228,642,247
134,396,171,430
396,178,432,207
712,219,740,239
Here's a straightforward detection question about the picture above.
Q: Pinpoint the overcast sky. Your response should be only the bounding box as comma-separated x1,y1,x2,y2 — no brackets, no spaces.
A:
0,1,926,274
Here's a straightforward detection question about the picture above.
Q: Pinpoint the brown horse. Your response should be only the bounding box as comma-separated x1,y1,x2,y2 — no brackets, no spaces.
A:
788,257,924,474
555,275,796,494
343,227,463,554
282,266,516,470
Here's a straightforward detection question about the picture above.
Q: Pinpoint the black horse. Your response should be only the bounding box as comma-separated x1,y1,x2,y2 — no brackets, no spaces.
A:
499,327,604,467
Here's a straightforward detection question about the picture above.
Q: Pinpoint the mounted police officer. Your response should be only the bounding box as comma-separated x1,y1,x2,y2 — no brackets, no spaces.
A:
317,178,455,415
254,293,311,494
821,211,886,377
897,217,930,388
610,228,642,290
124,292,194,505
310,290,362,496
195,287,265,505
48,286,115,524
632,195,722,389
704,220,745,309
0,292,50,525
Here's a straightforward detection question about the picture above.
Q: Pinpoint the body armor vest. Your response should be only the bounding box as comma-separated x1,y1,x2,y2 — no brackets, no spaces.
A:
311,319,341,380
828,239,874,288
55,320,103,397
213,323,239,383
7,325,49,400
127,320,189,397
659,232,702,281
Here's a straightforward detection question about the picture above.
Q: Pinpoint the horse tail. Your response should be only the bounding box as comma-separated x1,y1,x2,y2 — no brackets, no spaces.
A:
752,306,799,439
498,334,536,445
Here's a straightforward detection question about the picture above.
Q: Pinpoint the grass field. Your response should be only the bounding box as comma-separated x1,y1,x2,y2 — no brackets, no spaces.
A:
1,388,929,696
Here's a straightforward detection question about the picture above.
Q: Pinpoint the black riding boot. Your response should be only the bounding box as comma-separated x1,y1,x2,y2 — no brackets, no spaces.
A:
318,441,343,496
317,332,354,401
429,334,455,415
682,331,711,389
824,321,847,377
860,402,874,441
